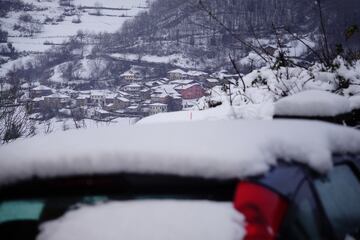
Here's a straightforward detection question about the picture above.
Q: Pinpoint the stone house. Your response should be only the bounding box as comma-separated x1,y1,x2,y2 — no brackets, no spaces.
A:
30,85,53,98
76,95,89,107
44,93,71,109
167,69,187,81
121,70,141,82
149,103,168,115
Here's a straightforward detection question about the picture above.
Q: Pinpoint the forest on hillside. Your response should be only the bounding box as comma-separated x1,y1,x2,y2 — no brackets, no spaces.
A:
109,0,360,64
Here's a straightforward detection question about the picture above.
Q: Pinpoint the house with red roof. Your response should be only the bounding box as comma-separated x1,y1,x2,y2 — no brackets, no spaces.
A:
175,83,205,100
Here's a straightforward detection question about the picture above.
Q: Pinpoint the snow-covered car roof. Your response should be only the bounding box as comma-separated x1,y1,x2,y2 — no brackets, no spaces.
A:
0,120,359,186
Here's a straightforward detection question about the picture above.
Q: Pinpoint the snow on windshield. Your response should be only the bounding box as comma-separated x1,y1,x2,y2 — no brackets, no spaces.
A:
36,200,245,240
0,120,359,186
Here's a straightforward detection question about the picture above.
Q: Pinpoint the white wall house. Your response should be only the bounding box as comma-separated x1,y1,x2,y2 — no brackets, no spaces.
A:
90,91,106,106
149,103,168,115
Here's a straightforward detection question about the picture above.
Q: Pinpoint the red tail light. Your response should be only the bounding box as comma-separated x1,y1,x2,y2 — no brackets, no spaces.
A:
234,182,288,240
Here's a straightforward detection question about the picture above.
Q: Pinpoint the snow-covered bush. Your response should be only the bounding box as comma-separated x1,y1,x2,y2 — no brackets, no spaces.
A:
14,13,43,36
72,15,82,24
200,55,360,110
0,106,34,143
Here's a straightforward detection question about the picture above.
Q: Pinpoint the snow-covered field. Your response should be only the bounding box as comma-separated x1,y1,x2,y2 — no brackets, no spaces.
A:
1,0,149,52
0,55,35,77
138,104,274,124
33,117,135,136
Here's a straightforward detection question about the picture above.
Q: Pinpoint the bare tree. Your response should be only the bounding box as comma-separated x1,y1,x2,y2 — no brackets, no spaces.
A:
0,68,34,143
14,13,43,36
44,120,53,134
89,57,108,86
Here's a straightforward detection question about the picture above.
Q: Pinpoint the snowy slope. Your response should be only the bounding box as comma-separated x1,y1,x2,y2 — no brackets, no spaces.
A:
138,104,274,124
75,0,148,8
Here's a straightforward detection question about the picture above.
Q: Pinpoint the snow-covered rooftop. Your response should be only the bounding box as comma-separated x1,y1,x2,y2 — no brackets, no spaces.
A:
20,83,32,89
175,83,201,90
90,90,109,96
117,97,130,102
117,90,130,96
149,103,167,107
32,85,53,91
125,83,142,88
207,78,219,83
106,93,119,99
127,105,139,109
187,70,208,76
32,96,45,102
46,93,70,99
168,69,186,74
76,95,90,100
0,120,359,186
95,109,110,114
121,72,136,77
170,80,194,85
275,90,352,117
152,93,170,98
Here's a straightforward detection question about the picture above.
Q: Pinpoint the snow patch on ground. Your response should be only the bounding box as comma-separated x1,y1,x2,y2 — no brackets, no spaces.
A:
32,117,135,136
37,200,245,240
138,104,273,124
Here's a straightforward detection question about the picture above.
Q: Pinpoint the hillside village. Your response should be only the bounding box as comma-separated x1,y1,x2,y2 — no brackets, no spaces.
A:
4,67,236,122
